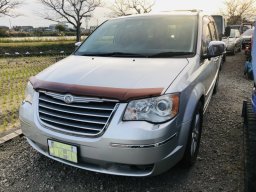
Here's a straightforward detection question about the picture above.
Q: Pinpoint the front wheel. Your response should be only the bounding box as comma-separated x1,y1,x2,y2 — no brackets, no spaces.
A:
181,102,203,167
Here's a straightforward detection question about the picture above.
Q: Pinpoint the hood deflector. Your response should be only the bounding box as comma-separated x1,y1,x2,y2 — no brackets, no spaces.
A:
29,76,164,102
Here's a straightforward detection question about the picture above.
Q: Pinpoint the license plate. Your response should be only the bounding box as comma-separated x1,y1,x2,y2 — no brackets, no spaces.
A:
48,140,78,163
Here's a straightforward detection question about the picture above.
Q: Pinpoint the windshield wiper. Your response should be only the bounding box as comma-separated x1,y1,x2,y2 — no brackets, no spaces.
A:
82,52,148,57
149,52,194,58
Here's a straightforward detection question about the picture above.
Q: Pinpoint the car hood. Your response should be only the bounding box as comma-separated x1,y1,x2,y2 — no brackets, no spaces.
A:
242,35,252,40
37,55,188,89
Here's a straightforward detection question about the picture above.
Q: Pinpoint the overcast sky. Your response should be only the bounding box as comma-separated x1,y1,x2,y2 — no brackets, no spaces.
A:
0,0,224,28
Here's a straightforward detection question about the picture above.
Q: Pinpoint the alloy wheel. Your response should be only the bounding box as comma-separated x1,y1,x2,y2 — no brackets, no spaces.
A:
190,113,200,156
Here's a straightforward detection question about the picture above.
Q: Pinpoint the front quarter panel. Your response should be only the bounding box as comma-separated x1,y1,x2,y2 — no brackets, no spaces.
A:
165,55,205,123
165,55,206,146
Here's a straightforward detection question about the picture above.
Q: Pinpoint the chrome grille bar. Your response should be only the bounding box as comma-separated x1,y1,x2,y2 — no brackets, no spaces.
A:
39,103,110,118
38,91,118,136
39,97,115,111
39,109,107,125
40,116,103,130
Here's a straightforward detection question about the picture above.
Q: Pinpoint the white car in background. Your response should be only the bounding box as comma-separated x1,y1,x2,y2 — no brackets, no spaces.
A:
223,28,242,55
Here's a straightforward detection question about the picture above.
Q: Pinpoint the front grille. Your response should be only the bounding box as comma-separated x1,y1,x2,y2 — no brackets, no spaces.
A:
38,91,118,136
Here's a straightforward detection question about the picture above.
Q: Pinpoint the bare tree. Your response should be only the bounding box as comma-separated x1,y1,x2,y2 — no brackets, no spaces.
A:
110,0,154,17
0,0,21,17
39,0,102,42
222,0,256,24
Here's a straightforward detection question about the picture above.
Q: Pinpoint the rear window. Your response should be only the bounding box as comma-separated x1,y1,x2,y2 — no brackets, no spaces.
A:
242,29,254,36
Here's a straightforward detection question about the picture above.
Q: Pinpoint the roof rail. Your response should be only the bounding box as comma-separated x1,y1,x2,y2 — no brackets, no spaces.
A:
173,9,203,12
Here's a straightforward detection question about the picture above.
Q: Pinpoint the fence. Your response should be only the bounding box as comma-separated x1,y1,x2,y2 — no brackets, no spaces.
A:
0,55,67,132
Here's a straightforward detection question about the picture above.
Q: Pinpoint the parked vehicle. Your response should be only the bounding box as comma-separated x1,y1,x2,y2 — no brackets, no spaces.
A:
222,28,242,55
19,11,225,176
242,29,254,53
242,24,253,33
228,24,252,34
242,26,256,192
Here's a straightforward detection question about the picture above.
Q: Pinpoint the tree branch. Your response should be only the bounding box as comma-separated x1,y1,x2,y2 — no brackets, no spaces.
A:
38,0,102,41
110,0,154,17
0,0,21,17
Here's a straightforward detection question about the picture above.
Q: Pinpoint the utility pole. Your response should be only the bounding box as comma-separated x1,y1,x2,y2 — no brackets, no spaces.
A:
85,15,92,31
9,19,12,30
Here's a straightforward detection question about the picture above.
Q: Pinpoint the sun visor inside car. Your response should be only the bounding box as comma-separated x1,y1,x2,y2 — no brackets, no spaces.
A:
29,76,164,102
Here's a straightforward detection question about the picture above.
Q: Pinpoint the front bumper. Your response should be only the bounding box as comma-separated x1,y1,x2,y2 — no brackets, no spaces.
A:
19,95,190,176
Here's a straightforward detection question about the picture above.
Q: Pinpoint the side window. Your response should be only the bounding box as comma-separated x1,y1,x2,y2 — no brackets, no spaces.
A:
209,22,218,41
202,17,211,55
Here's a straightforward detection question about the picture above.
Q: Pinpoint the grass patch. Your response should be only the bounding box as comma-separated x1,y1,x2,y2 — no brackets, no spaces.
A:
0,36,87,43
0,56,63,132
0,41,75,55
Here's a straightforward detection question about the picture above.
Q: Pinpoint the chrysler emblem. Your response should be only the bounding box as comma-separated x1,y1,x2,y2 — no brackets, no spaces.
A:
64,94,74,104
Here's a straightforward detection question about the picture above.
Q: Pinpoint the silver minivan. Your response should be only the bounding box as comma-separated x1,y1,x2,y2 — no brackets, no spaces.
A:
20,10,225,176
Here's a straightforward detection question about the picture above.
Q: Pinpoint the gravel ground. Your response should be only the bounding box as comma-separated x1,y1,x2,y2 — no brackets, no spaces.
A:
0,53,253,192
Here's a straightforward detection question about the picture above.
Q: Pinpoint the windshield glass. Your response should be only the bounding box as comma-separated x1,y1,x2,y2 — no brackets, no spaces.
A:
242,29,253,36
75,15,198,57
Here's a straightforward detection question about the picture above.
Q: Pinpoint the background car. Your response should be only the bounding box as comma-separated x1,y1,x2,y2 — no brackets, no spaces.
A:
242,29,254,52
222,28,242,55
242,26,256,192
228,24,252,34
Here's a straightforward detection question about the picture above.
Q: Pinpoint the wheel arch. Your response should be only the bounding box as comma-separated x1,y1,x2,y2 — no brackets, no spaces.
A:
177,83,205,148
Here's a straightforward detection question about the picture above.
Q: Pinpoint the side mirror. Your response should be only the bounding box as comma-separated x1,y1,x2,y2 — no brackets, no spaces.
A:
203,41,226,59
75,42,82,48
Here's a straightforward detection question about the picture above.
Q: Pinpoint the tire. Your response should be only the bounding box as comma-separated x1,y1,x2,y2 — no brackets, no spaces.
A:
181,102,203,167
244,102,256,192
247,71,254,80
213,73,220,95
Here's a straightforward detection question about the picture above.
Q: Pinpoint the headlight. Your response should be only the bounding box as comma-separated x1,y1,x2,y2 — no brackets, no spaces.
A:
123,94,179,123
24,82,35,104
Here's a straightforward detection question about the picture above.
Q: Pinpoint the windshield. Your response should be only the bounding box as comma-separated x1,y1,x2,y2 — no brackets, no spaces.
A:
75,15,198,58
242,29,253,36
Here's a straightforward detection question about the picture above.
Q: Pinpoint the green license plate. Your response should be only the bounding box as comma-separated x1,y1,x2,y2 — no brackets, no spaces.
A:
48,140,78,163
